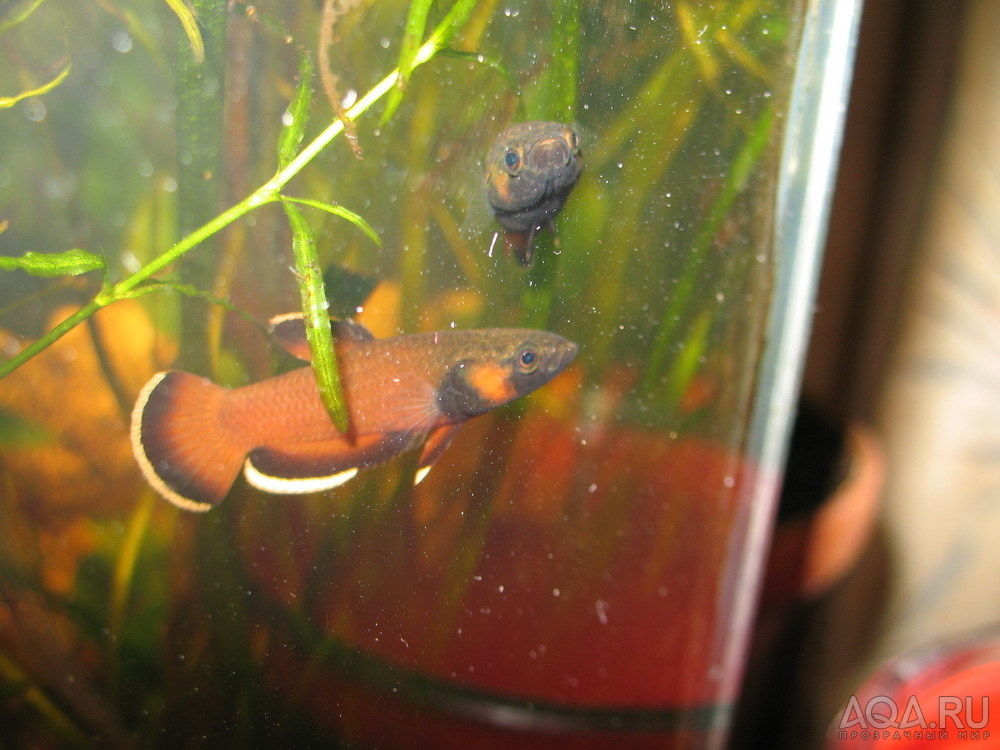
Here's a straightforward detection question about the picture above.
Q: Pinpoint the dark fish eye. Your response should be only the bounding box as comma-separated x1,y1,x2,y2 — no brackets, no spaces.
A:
504,149,521,174
517,348,538,372
569,130,580,151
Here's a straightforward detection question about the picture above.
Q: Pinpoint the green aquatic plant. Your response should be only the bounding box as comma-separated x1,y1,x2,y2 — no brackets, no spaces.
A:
0,0,481,433
0,0,805,744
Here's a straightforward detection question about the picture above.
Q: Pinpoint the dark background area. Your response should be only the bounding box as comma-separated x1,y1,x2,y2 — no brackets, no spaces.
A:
803,0,964,421
736,2,979,746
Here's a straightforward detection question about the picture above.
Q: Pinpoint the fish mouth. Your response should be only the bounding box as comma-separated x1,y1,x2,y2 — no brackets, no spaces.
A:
531,138,581,202
543,338,579,376
530,136,575,171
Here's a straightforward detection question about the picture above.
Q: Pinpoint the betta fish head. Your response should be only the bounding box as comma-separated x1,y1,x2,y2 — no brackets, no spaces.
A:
435,329,578,419
484,121,583,228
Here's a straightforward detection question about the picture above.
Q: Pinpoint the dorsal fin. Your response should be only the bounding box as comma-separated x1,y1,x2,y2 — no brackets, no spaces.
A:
268,313,375,362
335,318,376,344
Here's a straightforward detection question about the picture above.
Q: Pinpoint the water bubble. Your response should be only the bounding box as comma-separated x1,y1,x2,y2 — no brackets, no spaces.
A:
111,30,133,53
1,333,21,357
162,177,178,193
281,110,294,127
138,159,153,177
341,89,357,109
43,174,76,200
120,251,141,273
380,37,390,49
23,99,46,122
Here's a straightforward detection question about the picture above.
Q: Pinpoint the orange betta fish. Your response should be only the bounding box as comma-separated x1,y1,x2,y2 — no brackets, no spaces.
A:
131,314,578,511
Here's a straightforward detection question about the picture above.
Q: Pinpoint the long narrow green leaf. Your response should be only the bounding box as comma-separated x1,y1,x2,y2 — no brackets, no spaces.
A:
665,310,712,408
550,0,579,122
0,248,105,277
278,53,315,169
118,280,268,333
437,49,517,91
282,200,349,433
0,408,53,446
379,0,481,125
425,0,481,51
107,490,155,695
380,0,434,125
0,62,70,108
175,0,226,372
282,197,381,247
645,102,776,388
0,650,90,746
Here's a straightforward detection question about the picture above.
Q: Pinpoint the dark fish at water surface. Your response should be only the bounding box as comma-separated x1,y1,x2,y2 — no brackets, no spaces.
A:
485,121,582,265
131,314,578,511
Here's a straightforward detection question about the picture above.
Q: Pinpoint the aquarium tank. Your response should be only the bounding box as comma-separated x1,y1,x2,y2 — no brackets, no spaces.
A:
0,0,860,747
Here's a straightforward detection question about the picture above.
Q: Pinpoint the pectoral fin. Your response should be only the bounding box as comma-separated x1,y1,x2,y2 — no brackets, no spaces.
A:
413,424,462,485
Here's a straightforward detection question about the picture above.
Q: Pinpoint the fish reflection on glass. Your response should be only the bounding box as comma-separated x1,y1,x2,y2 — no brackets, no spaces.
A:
130,314,578,511
484,121,582,265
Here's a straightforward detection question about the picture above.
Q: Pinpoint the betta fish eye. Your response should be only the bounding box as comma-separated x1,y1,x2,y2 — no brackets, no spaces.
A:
569,130,580,152
503,149,522,175
516,347,539,374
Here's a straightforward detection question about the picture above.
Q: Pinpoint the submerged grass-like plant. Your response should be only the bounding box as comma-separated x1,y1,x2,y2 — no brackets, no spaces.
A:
0,0,801,743
0,0,481,432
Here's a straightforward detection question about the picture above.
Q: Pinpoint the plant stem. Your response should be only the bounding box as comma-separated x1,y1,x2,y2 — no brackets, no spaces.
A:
176,0,227,370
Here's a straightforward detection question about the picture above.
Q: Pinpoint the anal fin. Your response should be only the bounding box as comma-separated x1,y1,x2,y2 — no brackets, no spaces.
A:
244,431,415,495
